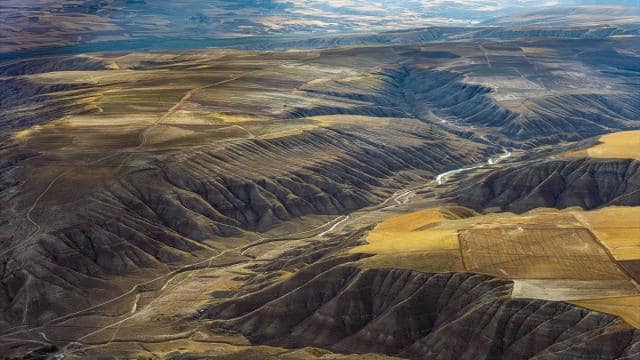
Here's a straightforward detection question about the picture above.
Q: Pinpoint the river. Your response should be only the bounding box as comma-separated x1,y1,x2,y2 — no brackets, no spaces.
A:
436,148,511,185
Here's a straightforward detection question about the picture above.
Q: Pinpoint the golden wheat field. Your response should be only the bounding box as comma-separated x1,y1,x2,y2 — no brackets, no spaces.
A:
351,207,474,272
573,296,640,328
354,205,640,327
587,130,640,160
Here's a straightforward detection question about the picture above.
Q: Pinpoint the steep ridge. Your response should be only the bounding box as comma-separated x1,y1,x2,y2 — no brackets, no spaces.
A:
0,125,485,327
275,26,640,50
581,47,640,75
106,128,475,236
452,158,640,212
0,78,97,140
389,68,640,147
0,49,500,329
264,28,451,51
512,94,640,142
206,263,640,359
0,55,108,76
271,25,640,51
465,26,637,41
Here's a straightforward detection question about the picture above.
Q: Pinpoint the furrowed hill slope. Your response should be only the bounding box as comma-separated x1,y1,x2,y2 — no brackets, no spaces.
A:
207,262,640,360
290,40,640,148
1,40,639,358
0,49,488,328
453,158,640,212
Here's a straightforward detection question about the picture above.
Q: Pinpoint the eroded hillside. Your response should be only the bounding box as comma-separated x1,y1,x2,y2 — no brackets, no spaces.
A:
0,38,639,359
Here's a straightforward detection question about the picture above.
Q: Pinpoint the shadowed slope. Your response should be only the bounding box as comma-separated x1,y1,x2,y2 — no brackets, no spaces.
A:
207,262,640,360
453,158,640,212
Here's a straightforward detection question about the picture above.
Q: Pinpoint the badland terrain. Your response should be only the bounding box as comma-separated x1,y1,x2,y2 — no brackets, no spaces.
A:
1,3,640,359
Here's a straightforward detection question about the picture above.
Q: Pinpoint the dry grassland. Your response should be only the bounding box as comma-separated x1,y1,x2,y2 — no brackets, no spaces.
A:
573,207,640,261
354,208,461,253
358,206,640,274
564,130,640,160
351,207,475,272
587,130,640,160
312,115,393,128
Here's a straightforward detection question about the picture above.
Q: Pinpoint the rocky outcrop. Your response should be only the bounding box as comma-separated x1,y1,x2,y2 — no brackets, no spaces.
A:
206,262,640,359
453,158,640,212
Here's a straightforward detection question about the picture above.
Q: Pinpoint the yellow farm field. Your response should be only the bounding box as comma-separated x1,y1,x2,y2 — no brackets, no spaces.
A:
573,207,640,261
351,207,475,272
572,296,640,329
354,205,640,327
358,206,640,273
587,130,640,160
460,226,626,280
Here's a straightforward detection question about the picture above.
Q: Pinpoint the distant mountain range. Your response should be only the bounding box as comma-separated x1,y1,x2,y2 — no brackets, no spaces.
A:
1,1,638,53
487,5,640,26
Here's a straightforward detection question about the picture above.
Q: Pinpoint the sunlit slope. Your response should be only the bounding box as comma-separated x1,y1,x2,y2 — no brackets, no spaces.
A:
588,131,640,160
5,38,640,147
575,207,640,261
356,206,640,277
351,207,472,272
